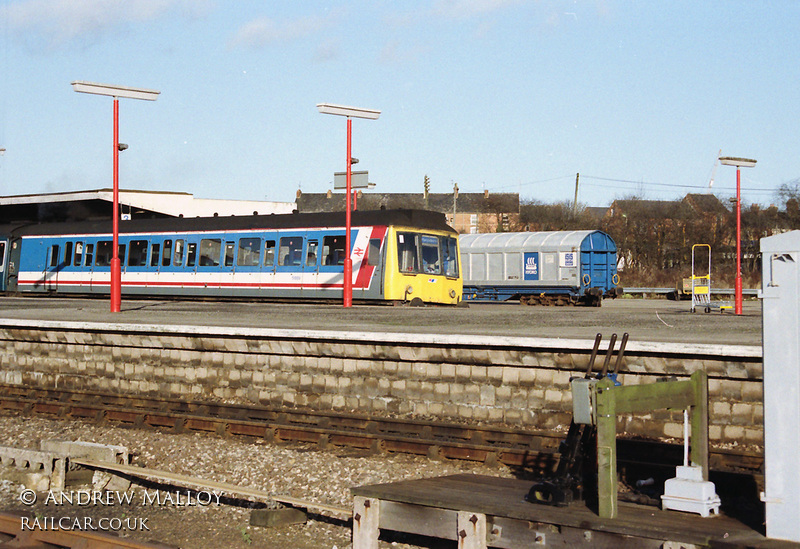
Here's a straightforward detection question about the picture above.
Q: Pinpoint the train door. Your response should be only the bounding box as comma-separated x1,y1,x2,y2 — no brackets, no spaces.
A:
43,243,60,291
71,241,84,291
221,240,236,296
319,233,346,298
364,236,385,298
185,240,198,292
276,234,305,298
302,238,319,297
581,232,616,293
261,237,277,296
84,242,97,292
0,239,7,292
125,239,150,294
234,237,262,298
146,240,161,291
196,238,225,294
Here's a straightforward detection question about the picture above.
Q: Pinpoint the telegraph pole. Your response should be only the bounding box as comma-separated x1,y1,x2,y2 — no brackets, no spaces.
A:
573,172,580,216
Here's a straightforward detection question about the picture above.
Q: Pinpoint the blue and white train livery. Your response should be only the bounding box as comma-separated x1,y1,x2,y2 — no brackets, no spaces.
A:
2,210,462,305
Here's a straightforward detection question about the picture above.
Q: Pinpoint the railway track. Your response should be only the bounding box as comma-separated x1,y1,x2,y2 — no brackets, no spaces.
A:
0,385,763,479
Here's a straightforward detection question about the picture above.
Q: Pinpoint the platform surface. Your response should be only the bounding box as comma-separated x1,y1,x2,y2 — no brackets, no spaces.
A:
0,296,763,345
352,474,763,547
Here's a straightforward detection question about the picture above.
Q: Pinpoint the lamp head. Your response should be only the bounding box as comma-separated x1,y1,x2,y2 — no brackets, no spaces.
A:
719,156,757,168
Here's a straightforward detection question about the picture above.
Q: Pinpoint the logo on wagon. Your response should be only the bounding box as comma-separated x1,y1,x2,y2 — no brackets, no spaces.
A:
524,252,539,281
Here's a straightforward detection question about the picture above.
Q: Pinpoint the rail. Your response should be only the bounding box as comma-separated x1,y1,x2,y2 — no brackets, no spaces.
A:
0,385,763,479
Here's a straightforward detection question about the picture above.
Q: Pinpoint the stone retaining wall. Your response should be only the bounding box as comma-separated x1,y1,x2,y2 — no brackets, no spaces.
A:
0,320,763,448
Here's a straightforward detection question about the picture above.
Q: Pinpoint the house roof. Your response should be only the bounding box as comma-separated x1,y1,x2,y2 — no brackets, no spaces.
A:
0,189,294,223
296,192,519,214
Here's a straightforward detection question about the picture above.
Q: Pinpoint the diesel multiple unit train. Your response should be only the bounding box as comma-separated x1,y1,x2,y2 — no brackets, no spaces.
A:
0,209,621,306
459,230,622,306
0,209,462,305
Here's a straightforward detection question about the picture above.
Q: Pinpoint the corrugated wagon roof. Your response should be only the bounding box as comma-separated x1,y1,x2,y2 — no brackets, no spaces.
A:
460,230,606,251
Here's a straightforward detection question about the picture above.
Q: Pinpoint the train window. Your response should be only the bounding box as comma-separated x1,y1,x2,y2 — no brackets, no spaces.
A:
367,239,381,267
95,241,112,267
199,239,221,267
322,235,345,265
264,240,275,266
173,240,184,267
420,235,441,274
397,233,418,273
224,242,235,267
128,240,148,267
306,240,318,266
74,242,83,266
186,242,197,267
150,244,160,267
442,237,459,277
84,244,94,266
63,242,73,267
49,245,60,268
118,244,126,266
162,240,172,267
237,238,261,267
279,237,303,266
0,242,5,271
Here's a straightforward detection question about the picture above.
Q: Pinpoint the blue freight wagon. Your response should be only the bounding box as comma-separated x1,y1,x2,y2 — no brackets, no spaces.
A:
459,230,622,306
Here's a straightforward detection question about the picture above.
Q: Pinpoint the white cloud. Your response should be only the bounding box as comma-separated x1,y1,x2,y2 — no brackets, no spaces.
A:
1,0,210,50
229,12,335,50
433,0,522,19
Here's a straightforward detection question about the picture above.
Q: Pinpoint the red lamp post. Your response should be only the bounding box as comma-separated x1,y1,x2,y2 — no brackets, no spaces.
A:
719,156,757,315
317,103,381,308
72,81,160,312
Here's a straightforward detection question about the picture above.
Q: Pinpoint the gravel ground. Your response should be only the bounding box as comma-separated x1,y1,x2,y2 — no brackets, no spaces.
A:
0,414,516,548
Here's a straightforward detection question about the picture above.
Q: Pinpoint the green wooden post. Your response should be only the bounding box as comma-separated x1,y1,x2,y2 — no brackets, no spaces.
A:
689,370,709,479
595,377,617,519
592,370,710,519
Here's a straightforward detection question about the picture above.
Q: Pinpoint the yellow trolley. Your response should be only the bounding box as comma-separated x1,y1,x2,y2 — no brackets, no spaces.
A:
691,244,731,313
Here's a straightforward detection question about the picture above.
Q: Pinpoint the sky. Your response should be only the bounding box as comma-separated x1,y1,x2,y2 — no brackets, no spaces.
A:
0,0,799,209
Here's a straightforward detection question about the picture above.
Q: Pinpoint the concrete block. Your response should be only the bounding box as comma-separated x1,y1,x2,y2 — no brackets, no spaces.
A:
479,385,495,406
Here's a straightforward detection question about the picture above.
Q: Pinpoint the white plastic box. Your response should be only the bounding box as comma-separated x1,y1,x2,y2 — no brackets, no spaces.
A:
661,465,721,517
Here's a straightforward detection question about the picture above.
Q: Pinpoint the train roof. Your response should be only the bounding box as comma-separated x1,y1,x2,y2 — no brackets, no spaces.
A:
459,230,616,252
10,209,457,237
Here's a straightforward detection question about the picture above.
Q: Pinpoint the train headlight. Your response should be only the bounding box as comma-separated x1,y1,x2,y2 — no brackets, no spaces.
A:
449,289,456,298
405,285,413,295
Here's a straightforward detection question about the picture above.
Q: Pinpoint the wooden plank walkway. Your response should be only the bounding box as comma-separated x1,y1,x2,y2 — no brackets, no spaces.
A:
351,474,777,549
